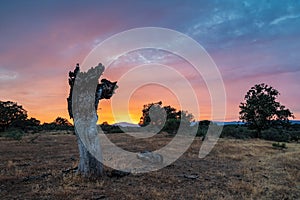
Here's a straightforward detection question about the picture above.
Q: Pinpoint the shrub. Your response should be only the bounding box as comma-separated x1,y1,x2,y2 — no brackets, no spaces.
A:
0,128,24,140
221,125,255,139
272,142,287,149
194,120,213,138
108,126,125,133
261,128,290,142
196,127,208,137
290,124,300,131
99,124,124,134
288,131,300,142
163,119,180,134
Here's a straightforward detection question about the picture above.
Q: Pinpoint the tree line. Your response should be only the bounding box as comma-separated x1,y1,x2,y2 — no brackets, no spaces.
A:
0,100,73,139
1,83,299,142
133,83,298,142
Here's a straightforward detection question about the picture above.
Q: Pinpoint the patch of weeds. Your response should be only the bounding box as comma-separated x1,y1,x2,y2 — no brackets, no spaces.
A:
272,142,287,149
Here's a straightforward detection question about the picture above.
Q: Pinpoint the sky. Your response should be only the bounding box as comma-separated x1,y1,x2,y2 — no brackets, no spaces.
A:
0,0,300,124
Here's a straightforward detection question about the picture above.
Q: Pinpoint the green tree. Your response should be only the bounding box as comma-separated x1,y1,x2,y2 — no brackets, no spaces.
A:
139,101,166,127
53,117,72,126
42,117,73,130
139,101,194,133
239,83,294,137
26,117,41,126
0,101,28,131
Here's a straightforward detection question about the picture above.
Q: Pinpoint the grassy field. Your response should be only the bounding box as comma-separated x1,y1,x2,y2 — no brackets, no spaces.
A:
0,132,299,199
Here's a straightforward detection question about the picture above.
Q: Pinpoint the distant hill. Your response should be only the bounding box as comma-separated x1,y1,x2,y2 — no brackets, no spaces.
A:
112,122,140,128
214,121,245,126
291,120,300,124
190,121,245,126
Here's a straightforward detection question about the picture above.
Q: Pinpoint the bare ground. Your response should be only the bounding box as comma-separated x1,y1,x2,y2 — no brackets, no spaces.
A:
0,132,299,200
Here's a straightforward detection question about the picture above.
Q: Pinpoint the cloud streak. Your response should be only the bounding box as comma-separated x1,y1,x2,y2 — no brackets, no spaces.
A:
270,14,300,25
0,69,17,81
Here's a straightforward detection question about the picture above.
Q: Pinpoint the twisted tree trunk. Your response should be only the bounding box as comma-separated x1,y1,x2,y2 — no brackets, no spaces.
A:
67,64,105,177
76,133,103,177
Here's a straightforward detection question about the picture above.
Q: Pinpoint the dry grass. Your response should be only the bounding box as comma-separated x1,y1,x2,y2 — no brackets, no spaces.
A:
0,132,299,199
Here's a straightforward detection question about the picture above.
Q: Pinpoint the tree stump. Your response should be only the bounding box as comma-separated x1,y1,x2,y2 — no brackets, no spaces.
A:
67,63,117,178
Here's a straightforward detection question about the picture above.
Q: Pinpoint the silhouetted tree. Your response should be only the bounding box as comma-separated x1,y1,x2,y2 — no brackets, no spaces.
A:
53,117,72,126
239,83,294,138
139,101,194,134
13,118,39,131
26,117,41,126
22,117,41,132
139,101,165,127
0,101,28,131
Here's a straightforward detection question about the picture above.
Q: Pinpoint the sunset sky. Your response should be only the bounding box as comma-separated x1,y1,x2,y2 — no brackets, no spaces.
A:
1,0,299,124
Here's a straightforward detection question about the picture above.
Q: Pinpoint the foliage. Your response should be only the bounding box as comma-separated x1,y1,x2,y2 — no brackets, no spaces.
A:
239,83,294,137
258,123,300,142
139,101,194,134
24,117,41,133
0,128,24,140
194,122,256,140
42,117,73,131
53,117,72,126
261,128,291,142
0,101,28,131
194,120,210,138
26,117,41,126
196,127,207,138
0,101,42,134
163,118,180,134
139,101,165,127
217,124,300,142
272,142,287,149
13,117,42,133
220,125,256,139
99,123,124,134
288,130,300,142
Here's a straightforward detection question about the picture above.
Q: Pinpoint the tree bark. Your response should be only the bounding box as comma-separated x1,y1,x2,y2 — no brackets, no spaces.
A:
68,64,105,178
77,135,103,177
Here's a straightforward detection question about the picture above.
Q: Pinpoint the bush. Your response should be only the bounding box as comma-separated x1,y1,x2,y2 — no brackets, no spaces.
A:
99,124,124,134
194,120,212,138
261,128,290,142
272,142,287,149
0,128,24,140
196,124,299,142
220,125,255,139
288,131,300,142
163,119,180,134
196,127,208,137
290,124,300,131
108,126,124,133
